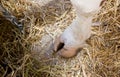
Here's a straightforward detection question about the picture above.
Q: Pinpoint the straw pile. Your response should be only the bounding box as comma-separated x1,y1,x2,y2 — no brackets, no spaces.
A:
0,0,120,77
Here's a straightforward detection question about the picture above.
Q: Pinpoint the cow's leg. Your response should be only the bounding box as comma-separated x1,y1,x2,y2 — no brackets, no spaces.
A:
54,0,103,58
54,15,92,58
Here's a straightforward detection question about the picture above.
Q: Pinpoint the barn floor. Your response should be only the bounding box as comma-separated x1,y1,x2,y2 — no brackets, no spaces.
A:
0,0,120,77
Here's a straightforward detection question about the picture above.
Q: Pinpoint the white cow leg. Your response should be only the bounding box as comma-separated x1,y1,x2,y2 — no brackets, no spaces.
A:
54,15,92,58
53,0,103,58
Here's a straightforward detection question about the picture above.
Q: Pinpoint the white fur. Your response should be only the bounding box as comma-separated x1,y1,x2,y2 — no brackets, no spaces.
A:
60,0,102,48
70,0,102,13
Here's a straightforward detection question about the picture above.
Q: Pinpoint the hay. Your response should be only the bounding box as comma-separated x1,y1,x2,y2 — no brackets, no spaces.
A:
0,0,120,77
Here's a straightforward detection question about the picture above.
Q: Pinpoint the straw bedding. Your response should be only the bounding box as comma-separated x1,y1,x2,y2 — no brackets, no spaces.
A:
0,0,120,77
